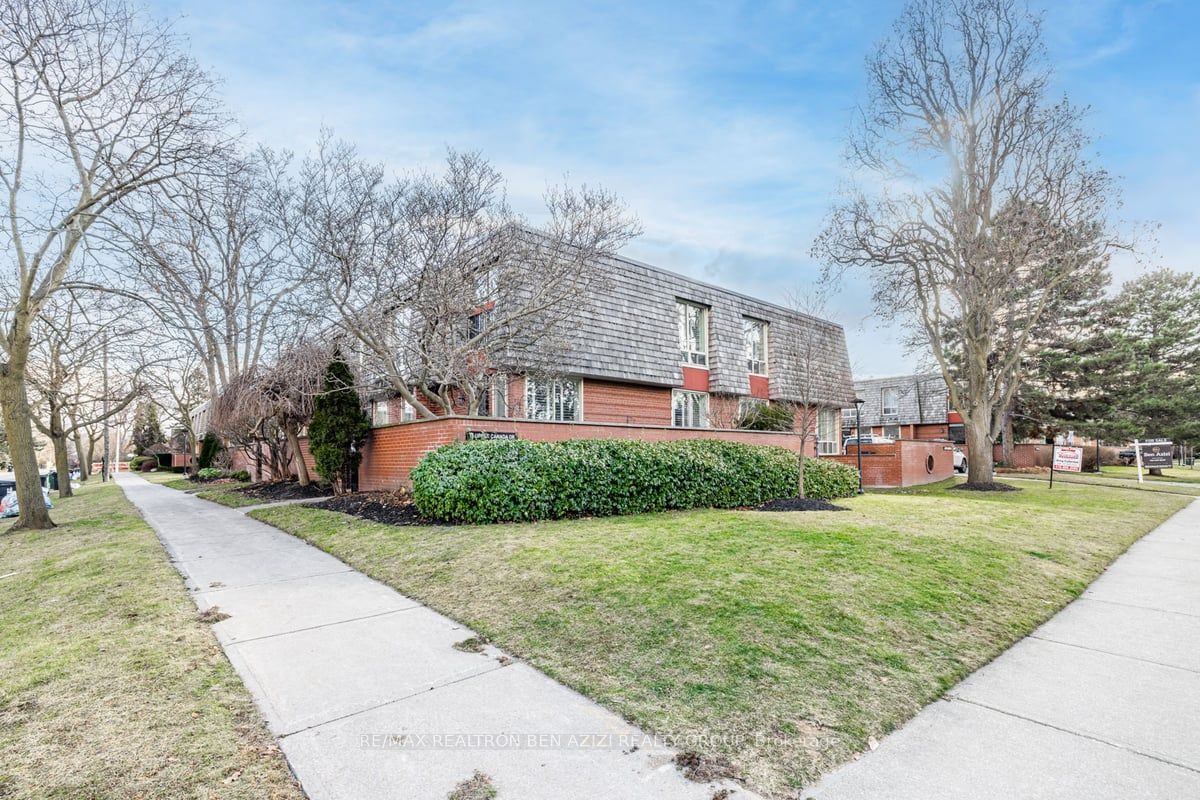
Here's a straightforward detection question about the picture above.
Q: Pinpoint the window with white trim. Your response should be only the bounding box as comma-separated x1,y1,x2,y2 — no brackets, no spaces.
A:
818,407,839,454
372,400,390,427
492,374,508,418
400,399,416,422
677,301,708,366
881,387,899,416
672,390,708,428
525,377,580,422
744,317,767,374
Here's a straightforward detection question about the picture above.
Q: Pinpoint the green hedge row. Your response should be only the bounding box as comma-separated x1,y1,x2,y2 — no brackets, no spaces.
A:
800,456,860,500
412,438,856,524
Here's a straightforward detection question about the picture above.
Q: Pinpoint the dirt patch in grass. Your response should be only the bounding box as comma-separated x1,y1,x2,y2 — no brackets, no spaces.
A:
675,750,739,783
756,497,850,512
447,770,497,800
238,481,333,503
312,492,431,525
950,481,1022,492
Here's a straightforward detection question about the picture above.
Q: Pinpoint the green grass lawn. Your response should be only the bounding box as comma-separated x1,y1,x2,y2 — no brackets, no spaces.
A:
0,483,303,799
195,486,263,507
138,469,196,491
1101,464,1200,484
1003,469,1200,496
252,479,1189,797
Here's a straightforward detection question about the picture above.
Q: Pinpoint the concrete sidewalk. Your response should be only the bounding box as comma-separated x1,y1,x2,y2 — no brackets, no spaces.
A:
808,498,1200,800
116,473,747,800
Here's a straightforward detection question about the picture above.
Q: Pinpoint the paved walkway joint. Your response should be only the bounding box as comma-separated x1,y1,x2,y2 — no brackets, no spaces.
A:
117,473,748,800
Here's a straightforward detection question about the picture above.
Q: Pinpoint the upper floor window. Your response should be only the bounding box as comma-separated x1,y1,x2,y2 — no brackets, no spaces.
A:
526,377,580,422
744,317,767,375
881,387,899,416
672,389,708,428
677,301,708,367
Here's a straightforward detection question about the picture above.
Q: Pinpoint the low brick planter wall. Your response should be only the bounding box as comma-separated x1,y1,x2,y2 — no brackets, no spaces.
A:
825,439,955,488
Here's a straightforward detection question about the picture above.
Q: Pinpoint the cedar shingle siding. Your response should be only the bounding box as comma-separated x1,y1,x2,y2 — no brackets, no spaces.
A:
850,373,948,427
554,255,856,406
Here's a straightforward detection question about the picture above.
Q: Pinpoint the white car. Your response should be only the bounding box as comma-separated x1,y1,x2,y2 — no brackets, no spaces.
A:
953,447,967,473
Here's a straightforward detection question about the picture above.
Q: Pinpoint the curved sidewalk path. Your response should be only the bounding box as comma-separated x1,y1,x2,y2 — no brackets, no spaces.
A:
809,498,1200,799
116,473,747,800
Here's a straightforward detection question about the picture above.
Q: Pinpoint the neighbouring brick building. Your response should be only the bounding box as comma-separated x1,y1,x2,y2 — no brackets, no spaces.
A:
842,372,965,444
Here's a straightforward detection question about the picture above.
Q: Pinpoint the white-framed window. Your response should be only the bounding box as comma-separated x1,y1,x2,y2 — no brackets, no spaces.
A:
818,407,839,454
400,399,416,422
372,400,390,427
881,387,899,416
738,397,766,419
677,300,708,367
525,377,580,422
478,375,509,418
842,407,856,422
474,264,498,303
744,317,767,374
672,390,708,428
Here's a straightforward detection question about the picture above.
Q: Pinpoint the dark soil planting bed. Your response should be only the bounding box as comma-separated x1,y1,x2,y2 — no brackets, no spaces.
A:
950,482,1022,492
312,493,430,526
238,482,333,502
756,497,850,512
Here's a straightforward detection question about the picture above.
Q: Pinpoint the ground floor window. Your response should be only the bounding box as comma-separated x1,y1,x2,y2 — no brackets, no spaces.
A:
672,390,708,428
948,423,966,444
526,377,580,422
372,400,390,427
818,407,839,454
883,424,901,440
477,374,509,418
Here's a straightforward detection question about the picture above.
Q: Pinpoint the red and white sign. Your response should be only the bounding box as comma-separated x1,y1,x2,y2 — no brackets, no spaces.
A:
1052,446,1083,473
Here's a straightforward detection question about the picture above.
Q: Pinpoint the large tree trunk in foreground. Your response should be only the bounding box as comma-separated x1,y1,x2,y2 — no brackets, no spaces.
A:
0,370,54,529
965,413,995,484
286,427,310,486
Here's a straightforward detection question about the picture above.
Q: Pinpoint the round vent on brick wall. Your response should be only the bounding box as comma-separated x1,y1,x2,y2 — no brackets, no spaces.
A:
926,454,935,473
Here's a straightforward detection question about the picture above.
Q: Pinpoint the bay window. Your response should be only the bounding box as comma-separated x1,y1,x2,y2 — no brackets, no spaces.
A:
525,377,580,422
672,389,708,428
677,301,708,366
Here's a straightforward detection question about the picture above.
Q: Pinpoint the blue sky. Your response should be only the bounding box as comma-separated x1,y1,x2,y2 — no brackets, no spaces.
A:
150,0,1199,378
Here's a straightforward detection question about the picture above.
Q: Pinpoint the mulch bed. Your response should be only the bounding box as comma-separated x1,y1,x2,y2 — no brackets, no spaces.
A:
237,482,334,502
311,493,431,526
756,497,850,512
950,481,1021,492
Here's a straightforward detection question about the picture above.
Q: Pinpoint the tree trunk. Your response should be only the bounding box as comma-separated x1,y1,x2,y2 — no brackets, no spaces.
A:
0,370,54,529
1001,409,1015,466
73,430,90,481
965,413,995,485
286,426,310,486
52,432,72,499
798,451,807,499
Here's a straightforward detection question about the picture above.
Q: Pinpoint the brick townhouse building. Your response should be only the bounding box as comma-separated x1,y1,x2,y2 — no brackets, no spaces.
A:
369,253,858,451
842,372,964,444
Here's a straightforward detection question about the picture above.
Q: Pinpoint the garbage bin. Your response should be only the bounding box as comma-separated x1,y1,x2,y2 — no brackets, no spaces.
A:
47,471,58,490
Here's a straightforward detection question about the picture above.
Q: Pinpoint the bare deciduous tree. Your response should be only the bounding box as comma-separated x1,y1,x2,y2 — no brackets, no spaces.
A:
0,0,223,526
27,292,146,497
813,0,1122,485
284,134,639,418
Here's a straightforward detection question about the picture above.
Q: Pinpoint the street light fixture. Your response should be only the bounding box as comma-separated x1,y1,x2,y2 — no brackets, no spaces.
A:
854,397,865,494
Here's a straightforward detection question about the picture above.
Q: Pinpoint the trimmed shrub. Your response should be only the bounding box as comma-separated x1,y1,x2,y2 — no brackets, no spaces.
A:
196,467,227,482
412,438,801,524
129,455,151,470
231,469,251,482
736,403,795,432
138,459,157,472
801,457,859,500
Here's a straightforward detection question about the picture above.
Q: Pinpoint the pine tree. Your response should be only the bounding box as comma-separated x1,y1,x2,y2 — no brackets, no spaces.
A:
308,352,370,493
131,402,165,455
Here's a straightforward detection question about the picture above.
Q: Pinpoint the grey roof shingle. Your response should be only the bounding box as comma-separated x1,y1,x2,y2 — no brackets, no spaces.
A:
552,254,857,407
848,373,950,426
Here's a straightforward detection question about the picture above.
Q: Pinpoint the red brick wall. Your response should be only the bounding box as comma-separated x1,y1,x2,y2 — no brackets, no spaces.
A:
826,439,954,488
583,379,672,425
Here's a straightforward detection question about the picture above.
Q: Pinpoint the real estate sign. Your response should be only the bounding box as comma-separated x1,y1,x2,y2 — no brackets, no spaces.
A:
1052,446,1083,473
1139,441,1173,469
